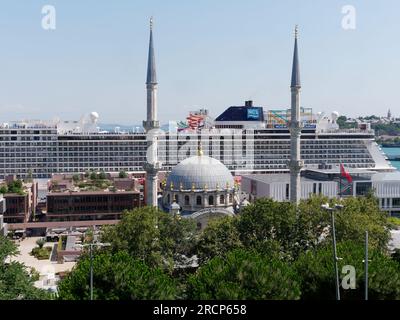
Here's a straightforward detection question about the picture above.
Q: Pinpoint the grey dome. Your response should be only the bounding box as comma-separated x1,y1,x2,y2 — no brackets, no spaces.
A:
166,155,234,191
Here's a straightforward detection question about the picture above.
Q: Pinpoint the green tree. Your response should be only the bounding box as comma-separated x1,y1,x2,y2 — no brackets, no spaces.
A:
35,238,46,249
295,241,400,300
334,196,390,251
72,174,80,183
90,171,98,180
196,216,243,265
57,250,178,300
236,196,391,259
98,171,107,180
118,170,128,178
0,236,50,300
0,185,8,194
187,249,301,300
8,179,23,194
101,207,197,271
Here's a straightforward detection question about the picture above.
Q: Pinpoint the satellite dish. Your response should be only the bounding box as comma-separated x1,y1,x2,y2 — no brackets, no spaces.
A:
331,111,339,122
90,112,99,123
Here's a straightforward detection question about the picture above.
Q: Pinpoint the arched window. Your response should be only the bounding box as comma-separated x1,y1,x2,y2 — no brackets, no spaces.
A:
220,195,225,204
184,195,190,205
209,195,214,205
196,196,202,206
167,194,170,204
174,195,179,203
229,194,233,203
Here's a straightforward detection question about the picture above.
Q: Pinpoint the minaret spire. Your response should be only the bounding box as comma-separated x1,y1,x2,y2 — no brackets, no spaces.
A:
291,25,301,89
146,17,157,85
289,25,303,204
143,17,161,208
143,16,159,132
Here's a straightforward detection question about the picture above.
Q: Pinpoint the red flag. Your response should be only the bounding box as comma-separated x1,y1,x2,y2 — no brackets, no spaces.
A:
340,164,352,183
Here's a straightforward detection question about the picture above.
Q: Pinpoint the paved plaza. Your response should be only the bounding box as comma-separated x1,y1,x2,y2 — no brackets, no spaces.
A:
7,237,76,275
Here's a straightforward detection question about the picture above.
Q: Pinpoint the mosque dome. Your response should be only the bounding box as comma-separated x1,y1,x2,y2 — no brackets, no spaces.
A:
166,155,234,191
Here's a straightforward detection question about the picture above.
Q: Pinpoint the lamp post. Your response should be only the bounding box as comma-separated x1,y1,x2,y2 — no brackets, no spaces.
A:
321,203,344,300
363,231,370,301
76,242,111,300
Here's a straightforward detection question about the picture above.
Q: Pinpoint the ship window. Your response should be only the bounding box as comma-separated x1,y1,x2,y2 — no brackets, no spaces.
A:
393,198,400,207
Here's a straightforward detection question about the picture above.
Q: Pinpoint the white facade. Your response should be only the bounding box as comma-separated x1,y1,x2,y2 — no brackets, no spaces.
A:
241,174,337,202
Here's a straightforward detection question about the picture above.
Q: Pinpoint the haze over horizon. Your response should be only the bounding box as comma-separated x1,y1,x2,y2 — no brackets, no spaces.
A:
0,0,399,124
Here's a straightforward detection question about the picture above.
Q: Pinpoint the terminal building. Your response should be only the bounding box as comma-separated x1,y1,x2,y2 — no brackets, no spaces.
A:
241,165,400,217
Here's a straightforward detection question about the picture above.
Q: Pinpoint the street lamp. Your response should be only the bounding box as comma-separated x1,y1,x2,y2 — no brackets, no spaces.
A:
321,203,344,300
76,242,111,300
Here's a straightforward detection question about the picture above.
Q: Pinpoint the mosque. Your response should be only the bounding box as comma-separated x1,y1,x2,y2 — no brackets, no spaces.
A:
162,145,243,228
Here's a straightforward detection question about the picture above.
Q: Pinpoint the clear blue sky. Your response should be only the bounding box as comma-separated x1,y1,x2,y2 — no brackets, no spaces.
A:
0,0,399,124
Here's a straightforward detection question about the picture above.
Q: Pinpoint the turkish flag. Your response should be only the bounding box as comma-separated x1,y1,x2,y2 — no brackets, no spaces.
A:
340,163,353,183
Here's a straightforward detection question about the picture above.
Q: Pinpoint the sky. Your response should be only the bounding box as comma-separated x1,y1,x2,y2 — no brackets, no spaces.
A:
0,0,399,124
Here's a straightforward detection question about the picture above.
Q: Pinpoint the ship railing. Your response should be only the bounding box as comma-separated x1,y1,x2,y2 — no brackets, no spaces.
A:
316,129,375,134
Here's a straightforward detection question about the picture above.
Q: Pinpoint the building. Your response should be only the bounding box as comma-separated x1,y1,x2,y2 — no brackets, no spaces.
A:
44,173,142,221
162,146,240,229
241,165,400,217
46,190,141,221
241,174,337,202
1,178,37,223
0,195,7,236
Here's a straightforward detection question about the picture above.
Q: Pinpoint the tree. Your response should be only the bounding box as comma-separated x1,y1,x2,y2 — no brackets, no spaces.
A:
36,238,46,249
118,170,128,178
57,250,178,300
98,171,107,180
235,196,391,260
72,174,80,183
0,185,8,194
235,198,303,259
334,195,390,251
8,179,23,194
196,216,243,265
295,241,400,300
90,171,98,180
0,236,50,300
101,207,197,271
187,249,301,300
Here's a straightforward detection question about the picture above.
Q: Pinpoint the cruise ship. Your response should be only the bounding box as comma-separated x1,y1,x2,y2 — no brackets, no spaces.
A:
0,22,393,179
0,103,392,179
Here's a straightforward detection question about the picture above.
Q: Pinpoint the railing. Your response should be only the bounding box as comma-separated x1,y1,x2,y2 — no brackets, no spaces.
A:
317,129,374,134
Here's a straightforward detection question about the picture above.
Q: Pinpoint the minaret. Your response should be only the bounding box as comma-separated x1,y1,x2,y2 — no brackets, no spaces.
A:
143,17,160,132
143,17,161,207
289,25,303,204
